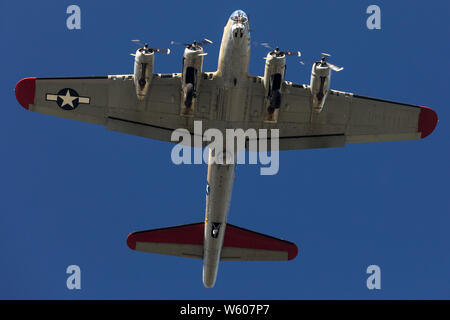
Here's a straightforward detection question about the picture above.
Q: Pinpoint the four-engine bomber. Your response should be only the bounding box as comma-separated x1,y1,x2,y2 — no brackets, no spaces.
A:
15,9,438,290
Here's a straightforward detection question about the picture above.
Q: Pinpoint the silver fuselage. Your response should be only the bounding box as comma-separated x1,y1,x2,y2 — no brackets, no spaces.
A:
202,15,250,288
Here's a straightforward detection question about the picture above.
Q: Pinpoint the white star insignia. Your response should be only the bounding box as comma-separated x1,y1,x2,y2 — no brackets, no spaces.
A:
59,89,77,108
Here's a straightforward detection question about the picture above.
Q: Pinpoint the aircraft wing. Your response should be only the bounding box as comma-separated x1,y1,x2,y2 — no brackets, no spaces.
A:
16,76,437,150
15,75,197,143
257,83,438,150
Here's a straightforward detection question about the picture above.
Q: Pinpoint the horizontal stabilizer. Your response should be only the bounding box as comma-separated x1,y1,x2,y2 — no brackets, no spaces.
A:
127,223,204,259
222,224,298,261
127,223,298,261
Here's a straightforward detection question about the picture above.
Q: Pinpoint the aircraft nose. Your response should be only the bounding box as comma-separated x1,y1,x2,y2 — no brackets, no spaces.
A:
229,9,248,24
232,24,245,39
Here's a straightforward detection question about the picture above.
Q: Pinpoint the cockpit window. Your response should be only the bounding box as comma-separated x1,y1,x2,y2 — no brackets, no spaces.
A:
229,10,248,23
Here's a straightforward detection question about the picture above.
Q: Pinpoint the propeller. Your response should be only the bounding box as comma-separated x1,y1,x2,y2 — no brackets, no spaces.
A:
254,42,301,58
170,38,213,51
130,40,170,56
316,53,343,72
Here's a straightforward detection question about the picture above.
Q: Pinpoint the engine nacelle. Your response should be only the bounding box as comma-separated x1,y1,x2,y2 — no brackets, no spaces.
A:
310,62,331,112
133,49,154,100
180,47,205,115
263,52,286,121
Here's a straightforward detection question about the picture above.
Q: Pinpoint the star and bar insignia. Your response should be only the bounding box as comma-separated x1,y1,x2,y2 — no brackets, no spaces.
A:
46,88,90,110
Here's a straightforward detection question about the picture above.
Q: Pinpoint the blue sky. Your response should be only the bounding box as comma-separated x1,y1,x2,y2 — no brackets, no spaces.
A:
1,0,449,299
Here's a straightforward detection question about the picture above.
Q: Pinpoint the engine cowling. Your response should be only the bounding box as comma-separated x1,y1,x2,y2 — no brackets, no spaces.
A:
263,51,286,117
310,62,331,112
180,47,205,115
133,48,154,100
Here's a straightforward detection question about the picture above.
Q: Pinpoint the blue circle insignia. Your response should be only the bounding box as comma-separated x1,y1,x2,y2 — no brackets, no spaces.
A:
56,88,80,110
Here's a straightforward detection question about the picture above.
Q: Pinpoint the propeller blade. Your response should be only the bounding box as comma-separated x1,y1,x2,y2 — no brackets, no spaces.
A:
321,52,331,57
171,38,213,48
130,53,136,57
170,40,191,46
260,42,273,50
284,51,301,57
198,52,208,56
197,39,213,46
154,48,171,55
327,62,343,72
131,39,145,47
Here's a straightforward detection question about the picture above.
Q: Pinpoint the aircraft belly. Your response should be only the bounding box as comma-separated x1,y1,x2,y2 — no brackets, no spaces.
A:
202,150,236,288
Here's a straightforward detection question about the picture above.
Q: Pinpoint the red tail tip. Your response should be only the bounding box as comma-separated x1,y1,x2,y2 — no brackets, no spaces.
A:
418,106,438,139
126,233,137,250
288,243,299,260
15,77,36,110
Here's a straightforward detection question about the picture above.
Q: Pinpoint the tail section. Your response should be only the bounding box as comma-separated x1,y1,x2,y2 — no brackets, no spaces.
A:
126,222,204,259
127,222,298,261
222,224,298,261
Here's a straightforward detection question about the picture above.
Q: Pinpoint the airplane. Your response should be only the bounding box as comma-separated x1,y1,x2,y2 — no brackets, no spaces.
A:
14,9,438,288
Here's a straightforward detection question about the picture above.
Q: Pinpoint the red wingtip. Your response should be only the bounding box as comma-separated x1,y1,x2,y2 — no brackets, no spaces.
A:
15,77,36,110
418,106,438,139
288,243,299,260
126,233,137,250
